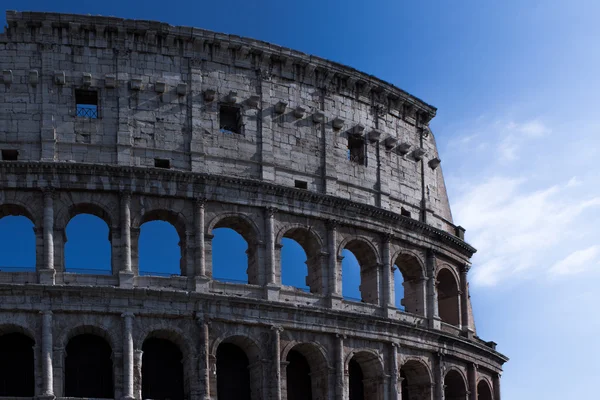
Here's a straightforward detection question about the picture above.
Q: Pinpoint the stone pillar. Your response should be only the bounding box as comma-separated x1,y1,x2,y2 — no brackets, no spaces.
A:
493,373,501,400
195,200,206,277
335,334,345,400
122,312,134,400
382,234,394,312
435,353,444,400
40,189,55,284
40,311,54,399
266,208,277,284
426,249,440,330
134,350,143,400
389,343,399,400
461,264,474,338
272,326,283,400
327,220,340,297
468,363,477,400
196,315,211,400
120,193,134,287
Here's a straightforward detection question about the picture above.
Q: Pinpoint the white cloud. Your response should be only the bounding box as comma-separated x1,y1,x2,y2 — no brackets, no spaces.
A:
549,246,600,276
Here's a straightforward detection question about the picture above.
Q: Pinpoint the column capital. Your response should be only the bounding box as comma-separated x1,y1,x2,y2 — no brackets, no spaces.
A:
39,310,53,316
460,263,471,274
120,190,132,200
381,232,393,243
335,333,347,340
326,218,339,229
270,325,284,333
265,206,278,217
121,312,135,319
42,186,56,198
195,313,211,325
195,197,207,207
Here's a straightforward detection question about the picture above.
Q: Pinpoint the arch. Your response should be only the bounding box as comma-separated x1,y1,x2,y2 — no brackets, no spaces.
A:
142,338,184,400
393,251,426,315
282,342,330,400
437,267,461,326
64,333,114,398
346,350,385,400
59,324,117,352
0,211,36,271
214,335,262,400
477,378,494,400
209,213,261,285
138,209,187,276
278,225,324,293
56,202,114,231
339,237,381,305
444,368,468,400
137,327,196,357
65,213,112,274
399,359,432,400
0,332,35,397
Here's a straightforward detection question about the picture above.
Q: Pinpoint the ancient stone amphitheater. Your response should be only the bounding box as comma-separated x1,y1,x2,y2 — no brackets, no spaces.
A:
0,10,507,400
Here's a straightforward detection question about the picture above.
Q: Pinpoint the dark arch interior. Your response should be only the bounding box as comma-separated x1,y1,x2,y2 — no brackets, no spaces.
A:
216,343,251,400
65,213,112,274
139,220,182,276
444,370,467,400
478,380,493,400
348,358,364,400
65,334,114,398
0,333,34,396
400,360,432,400
212,228,250,284
0,215,35,271
286,350,312,400
142,338,184,400
437,269,460,326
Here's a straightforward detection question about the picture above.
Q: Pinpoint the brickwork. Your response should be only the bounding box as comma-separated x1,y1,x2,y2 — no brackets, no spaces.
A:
0,11,506,400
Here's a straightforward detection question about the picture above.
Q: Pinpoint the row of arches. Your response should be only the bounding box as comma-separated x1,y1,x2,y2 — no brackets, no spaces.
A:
0,202,464,326
0,329,495,400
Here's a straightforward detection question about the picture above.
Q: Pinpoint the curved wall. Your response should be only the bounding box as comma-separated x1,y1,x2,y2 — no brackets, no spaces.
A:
0,11,506,400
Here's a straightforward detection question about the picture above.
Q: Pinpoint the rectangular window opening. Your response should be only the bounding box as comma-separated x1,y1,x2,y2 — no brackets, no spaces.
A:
219,104,242,134
294,180,308,190
347,135,365,165
75,89,99,119
154,158,171,169
1,149,18,161
401,207,411,218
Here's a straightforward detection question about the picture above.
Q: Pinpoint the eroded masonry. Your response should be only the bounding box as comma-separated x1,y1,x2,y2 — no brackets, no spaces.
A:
0,10,507,400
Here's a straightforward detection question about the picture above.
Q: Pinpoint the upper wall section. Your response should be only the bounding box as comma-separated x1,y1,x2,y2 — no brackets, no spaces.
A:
0,11,456,234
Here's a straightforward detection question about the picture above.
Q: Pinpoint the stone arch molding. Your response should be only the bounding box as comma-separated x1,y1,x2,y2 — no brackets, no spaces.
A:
391,248,427,278
58,324,119,352
276,224,325,250
206,212,262,244
337,236,382,265
135,324,196,356
279,340,331,369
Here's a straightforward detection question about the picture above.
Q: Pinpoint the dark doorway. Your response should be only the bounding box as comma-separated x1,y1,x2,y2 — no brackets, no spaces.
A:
142,338,184,400
477,380,493,400
348,358,364,400
286,350,312,400
216,343,251,400
444,370,467,400
0,333,34,396
65,334,113,398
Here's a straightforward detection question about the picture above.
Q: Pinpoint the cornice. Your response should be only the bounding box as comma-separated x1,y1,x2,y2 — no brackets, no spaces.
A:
0,161,477,257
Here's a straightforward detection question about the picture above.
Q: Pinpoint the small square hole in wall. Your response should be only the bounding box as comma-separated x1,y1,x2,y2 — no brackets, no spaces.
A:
294,180,308,189
75,89,99,118
347,135,365,165
401,207,411,218
219,104,242,134
1,149,18,161
154,158,170,169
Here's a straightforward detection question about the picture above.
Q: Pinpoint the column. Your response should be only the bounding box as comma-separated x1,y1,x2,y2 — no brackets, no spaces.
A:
40,311,54,399
134,350,143,400
426,249,439,329
435,353,444,400
468,363,477,400
195,199,206,277
493,373,501,400
335,334,345,400
121,193,132,272
389,343,399,400
382,234,394,309
39,190,55,284
196,315,211,400
327,220,340,297
266,208,277,285
272,326,283,400
122,313,134,400
461,264,473,337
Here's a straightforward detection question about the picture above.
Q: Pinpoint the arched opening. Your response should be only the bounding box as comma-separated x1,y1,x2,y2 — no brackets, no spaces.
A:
444,370,467,400
211,216,259,285
286,350,312,400
399,360,432,400
0,333,34,396
437,268,460,326
0,205,35,271
393,254,425,315
342,240,380,304
348,352,384,400
65,214,112,274
477,379,493,400
65,334,114,398
142,338,184,400
139,218,183,277
280,228,323,293
216,343,251,400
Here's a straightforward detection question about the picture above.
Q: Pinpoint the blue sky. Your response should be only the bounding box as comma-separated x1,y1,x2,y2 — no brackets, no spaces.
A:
2,0,600,398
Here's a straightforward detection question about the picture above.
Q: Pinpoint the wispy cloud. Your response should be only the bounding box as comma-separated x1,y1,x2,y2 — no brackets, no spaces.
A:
549,245,600,276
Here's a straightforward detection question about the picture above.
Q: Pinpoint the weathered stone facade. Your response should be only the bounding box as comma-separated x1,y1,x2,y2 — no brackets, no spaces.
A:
0,11,506,400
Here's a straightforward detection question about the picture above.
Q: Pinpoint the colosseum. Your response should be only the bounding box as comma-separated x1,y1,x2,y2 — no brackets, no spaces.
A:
0,10,507,400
